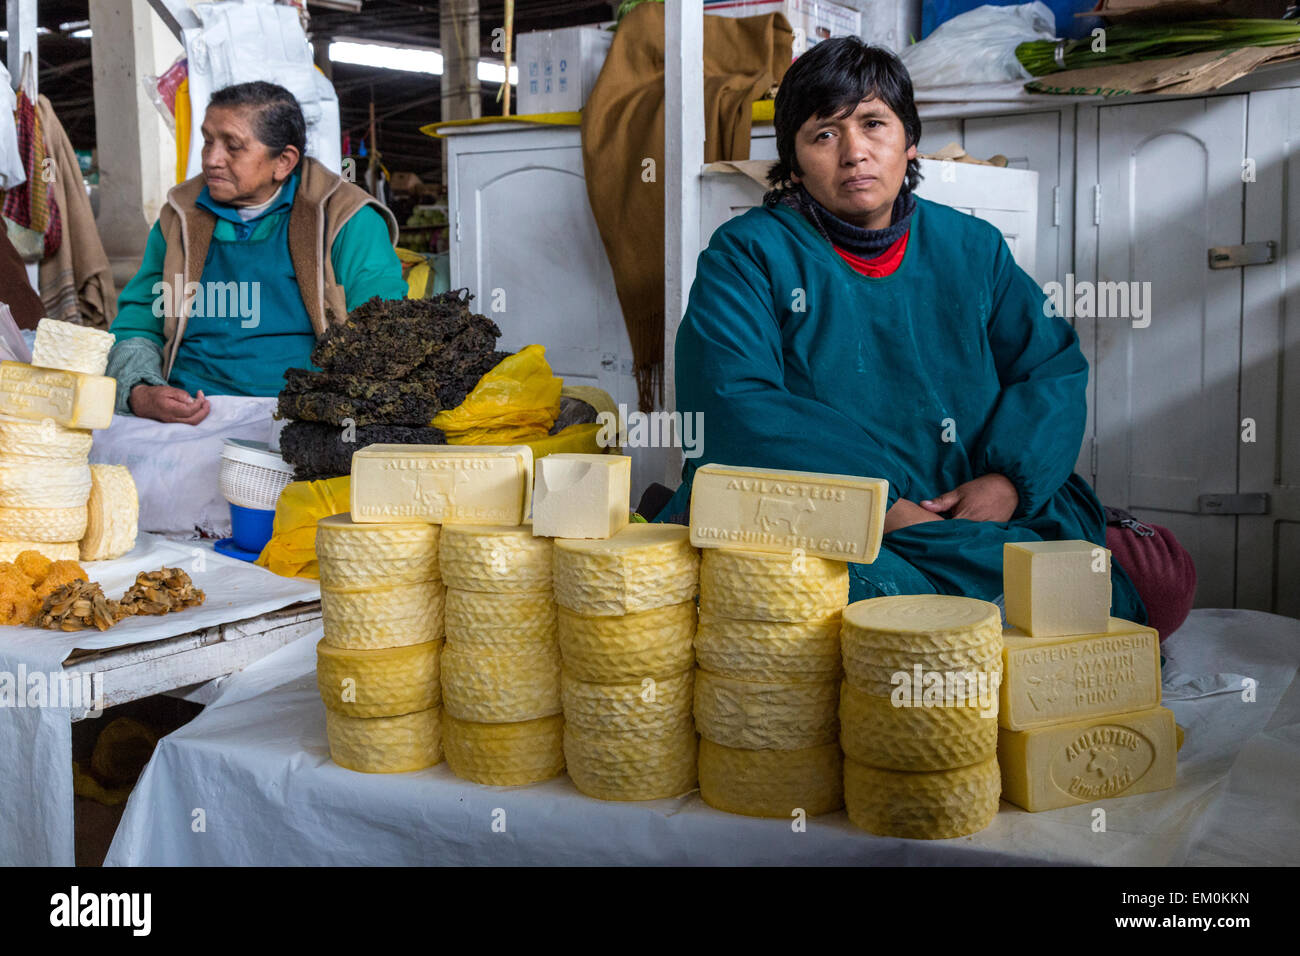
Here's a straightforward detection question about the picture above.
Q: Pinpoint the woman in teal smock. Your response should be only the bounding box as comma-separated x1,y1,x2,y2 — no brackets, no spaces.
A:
662,38,1146,622
107,81,407,425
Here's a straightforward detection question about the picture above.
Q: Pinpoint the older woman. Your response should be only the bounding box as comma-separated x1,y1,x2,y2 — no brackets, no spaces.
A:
108,81,407,424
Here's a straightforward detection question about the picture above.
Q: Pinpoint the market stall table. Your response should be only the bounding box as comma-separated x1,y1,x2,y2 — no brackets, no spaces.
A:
105,608,1300,866
0,534,321,866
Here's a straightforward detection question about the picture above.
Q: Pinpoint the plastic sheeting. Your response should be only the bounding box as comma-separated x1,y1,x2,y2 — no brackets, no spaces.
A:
90,396,279,537
0,534,321,866
182,1,342,179
105,609,1299,866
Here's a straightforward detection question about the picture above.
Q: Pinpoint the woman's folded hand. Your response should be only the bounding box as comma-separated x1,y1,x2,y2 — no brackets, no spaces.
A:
129,384,211,425
919,474,1019,523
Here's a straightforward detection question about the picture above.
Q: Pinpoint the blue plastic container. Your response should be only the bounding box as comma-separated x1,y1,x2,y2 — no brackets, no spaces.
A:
230,502,276,555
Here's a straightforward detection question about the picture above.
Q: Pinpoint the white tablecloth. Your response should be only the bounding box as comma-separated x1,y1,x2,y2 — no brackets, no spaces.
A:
104,609,1300,866
0,534,320,866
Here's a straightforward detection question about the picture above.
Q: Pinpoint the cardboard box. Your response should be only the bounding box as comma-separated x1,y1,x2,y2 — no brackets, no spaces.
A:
1087,0,1288,20
704,0,863,56
516,25,615,114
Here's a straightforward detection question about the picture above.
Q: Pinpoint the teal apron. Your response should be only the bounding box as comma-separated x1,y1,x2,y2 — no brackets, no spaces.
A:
169,208,317,397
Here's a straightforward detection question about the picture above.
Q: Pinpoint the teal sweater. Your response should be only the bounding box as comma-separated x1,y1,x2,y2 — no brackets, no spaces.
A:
108,169,407,414
664,197,1146,621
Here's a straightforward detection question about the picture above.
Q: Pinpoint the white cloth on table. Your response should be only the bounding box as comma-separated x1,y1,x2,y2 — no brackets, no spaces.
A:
104,609,1300,866
0,534,320,866
91,396,279,537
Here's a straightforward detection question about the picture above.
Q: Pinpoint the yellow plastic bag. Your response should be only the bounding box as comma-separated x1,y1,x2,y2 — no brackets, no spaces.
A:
432,344,562,444
255,475,351,579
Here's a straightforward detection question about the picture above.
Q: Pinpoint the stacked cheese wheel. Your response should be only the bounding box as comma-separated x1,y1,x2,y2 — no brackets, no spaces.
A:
694,548,848,818
439,524,565,786
553,523,700,801
839,595,1003,839
0,320,137,563
316,514,445,773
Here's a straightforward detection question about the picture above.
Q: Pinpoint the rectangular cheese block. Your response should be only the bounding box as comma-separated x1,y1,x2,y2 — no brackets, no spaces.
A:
689,463,887,563
1001,618,1161,730
1004,539,1111,638
998,706,1177,812
350,443,533,525
0,361,116,430
533,453,630,539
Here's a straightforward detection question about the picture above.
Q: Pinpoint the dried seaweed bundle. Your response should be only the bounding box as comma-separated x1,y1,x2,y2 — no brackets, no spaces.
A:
278,420,449,482
276,289,507,479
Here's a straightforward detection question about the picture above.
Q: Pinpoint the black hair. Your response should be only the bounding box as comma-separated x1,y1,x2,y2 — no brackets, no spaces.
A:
207,81,307,169
765,38,922,202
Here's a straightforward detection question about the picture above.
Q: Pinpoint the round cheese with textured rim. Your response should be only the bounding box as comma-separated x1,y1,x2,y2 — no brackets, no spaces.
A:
698,738,843,818
844,653,1002,700
0,416,93,461
700,548,848,622
839,679,998,771
0,456,91,509
0,539,79,562
444,587,557,651
0,505,87,543
320,580,444,650
79,464,138,560
316,638,442,718
325,708,442,773
31,318,115,376
564,724,697,801
843,754,1000,839
694,669,839,750
557,600,696,682
316,514,439,590
439,524,552,593
694,611,842,684
841,595,1001,660
441,641,562,723
561,669,694,738
443,712,565,785
553,523,698,616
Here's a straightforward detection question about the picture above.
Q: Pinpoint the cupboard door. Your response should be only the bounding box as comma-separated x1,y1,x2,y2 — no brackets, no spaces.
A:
1239,88,1300,616
1095,96,1246,609
965,110,1070,289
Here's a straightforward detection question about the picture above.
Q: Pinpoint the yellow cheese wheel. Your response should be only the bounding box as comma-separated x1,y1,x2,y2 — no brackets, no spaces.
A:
315,639,442,718
700,548,848,622
441,641,562,723
693,611,842,684
844,652,1002,699
0,456,91,508
444,587,557,651
552,523,699,616
439,524,553,593
564,724,698,802
843,755,1001,840
697,738,843,818
319,580,444,650
839,679,998,771
443,712,565,786
0,539,79,562
0,416,92,461
561,669,694,738
0,504,87,543
694,669,839,751
316,514,439,590
325,708,442,773
79,464,138,561
557,600,696,682
840,595,1002,669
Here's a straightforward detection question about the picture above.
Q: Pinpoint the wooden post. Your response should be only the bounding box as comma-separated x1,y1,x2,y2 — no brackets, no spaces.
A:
439,0,481,182
664,0,704,484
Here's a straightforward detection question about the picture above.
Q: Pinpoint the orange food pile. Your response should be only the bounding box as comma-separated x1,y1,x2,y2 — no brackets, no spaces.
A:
0,551,89,626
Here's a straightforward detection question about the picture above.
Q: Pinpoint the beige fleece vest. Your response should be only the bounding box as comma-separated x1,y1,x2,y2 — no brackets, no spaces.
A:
155,157,399,378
